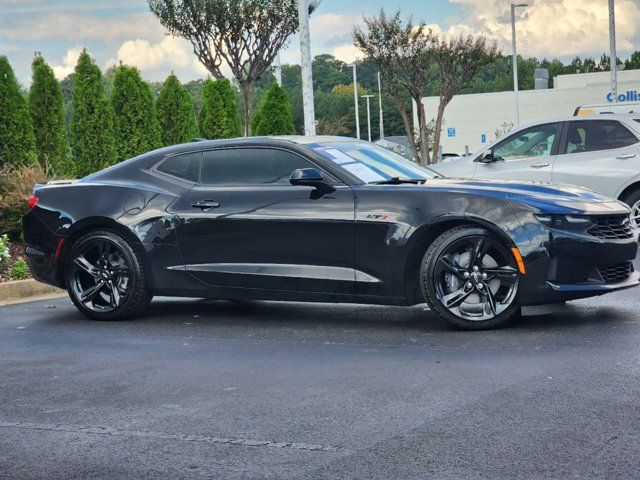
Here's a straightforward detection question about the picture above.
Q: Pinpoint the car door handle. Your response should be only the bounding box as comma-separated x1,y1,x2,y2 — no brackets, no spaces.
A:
191,200,220,210
616,153,636,160
530,163,550,169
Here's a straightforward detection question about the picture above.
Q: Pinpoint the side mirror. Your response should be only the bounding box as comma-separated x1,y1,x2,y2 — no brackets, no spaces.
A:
478,151,494,163
289,168,334,193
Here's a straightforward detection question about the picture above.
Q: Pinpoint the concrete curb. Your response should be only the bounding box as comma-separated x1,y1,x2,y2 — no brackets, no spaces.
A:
0,279,64,305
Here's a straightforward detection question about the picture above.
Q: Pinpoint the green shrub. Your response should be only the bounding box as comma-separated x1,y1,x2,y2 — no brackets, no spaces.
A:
0,55,37,168
0,164,48,240
199,78,242,140
156,74,198,146
0,234,9,264
70,49,116,177
29,55,71,176
111,65,162,161
251,83,295,136
9,259,29,280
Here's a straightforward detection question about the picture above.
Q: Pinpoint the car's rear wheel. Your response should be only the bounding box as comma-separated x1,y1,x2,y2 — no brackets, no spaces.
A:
66,230,152,320
421,226,521,330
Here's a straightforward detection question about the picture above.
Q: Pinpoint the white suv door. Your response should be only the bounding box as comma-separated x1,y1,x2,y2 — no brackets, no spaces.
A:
474,122,561,183
551,119,640,199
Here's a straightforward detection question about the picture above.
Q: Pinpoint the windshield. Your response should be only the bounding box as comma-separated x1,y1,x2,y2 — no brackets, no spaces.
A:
309,141,441,183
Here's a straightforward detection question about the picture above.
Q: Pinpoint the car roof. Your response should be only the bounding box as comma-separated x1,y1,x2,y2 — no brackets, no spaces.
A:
511,113,640,132
153,135,362,154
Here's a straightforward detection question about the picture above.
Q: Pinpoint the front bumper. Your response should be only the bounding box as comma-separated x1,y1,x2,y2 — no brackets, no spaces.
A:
519,225,640,305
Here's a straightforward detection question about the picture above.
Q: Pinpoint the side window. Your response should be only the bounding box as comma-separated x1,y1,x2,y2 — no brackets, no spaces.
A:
157,152,201,182
563,120,637,154
493,123,559,161
614,123,639,148
201,148,316,186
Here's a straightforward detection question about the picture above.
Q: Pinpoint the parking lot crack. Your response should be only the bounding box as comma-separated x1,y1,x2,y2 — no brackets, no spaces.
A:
0,420,342,453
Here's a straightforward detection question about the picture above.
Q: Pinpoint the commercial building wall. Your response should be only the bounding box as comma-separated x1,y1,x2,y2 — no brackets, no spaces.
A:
416,69,640,155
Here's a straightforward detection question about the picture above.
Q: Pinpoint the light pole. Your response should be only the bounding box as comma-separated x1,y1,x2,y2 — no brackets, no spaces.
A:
298,0,316,136
362,95,374,142
511,3,528,128
609,0,617,102
274,51,282,86
348,64,360,139
377,71,384,140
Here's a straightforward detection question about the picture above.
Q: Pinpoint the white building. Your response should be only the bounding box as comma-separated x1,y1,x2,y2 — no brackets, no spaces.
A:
416,69,640,154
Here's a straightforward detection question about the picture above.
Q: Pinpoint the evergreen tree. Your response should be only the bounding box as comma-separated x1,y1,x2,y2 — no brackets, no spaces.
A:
212,78,242,138
199,78,226,139
0,56,36,168
111,65,162,160
70,49,116,177
249,106,265,136
156,73,198,146
29,55,70,175
251,83,295,136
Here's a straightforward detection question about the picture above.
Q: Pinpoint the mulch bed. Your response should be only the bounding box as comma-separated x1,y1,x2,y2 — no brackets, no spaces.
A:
0,242,30,283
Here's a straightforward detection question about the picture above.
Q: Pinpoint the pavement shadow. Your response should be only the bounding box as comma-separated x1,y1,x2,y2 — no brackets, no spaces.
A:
43,295,634,337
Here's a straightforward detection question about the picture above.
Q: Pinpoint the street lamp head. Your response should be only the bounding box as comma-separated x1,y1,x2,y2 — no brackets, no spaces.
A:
512,3,528,7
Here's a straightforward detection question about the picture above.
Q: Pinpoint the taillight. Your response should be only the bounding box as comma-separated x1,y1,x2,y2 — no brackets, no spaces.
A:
28,194,39,209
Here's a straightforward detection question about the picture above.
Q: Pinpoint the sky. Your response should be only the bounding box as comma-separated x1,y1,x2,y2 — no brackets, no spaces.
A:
1,0,640,86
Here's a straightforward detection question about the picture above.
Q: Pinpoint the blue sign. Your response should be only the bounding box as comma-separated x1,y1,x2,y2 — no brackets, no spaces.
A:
481,134,487,144
447,127,456,137
607,89,639,102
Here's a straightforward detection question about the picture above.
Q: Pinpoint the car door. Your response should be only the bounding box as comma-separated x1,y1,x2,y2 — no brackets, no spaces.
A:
171,146,356,294
473,122,561,183
551,119,640,198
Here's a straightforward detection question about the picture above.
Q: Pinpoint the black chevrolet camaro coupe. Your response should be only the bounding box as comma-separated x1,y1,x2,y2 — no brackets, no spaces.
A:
23,136,640,329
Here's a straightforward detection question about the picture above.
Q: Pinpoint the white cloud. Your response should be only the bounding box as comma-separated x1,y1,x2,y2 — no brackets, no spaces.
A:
51,46,83,80
2,11,162,45
107,36,215,82
115,37,192,71
311,13,358,42
332,44,364,63
443,0,640,58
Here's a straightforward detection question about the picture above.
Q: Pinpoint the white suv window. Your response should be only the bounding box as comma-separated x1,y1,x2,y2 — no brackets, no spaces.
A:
493,123,559,161
564,120,638,154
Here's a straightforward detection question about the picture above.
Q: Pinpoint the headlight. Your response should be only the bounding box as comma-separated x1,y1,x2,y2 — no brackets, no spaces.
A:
534,214,594,230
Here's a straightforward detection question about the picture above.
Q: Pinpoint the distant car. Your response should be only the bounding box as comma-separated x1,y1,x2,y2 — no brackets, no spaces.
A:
23,137,638,330
433,115,640,228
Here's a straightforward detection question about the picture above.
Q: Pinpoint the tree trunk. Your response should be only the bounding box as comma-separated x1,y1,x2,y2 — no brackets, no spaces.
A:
431,101,447,164
386,92,421,164
414,96,431,166
398,106,420,164
240,82,254,137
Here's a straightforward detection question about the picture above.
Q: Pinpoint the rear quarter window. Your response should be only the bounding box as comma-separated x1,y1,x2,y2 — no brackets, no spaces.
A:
156,152,202,182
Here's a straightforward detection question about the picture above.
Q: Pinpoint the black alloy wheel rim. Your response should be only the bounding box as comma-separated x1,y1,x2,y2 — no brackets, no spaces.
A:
69,239,131,312
433,235,519,321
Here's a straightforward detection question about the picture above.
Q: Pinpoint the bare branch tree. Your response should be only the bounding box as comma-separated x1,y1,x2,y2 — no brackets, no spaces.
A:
149,0,318,136
354,10,437,165
431,34,499,162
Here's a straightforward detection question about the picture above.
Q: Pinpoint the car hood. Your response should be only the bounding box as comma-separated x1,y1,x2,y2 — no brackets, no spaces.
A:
427,177,629,215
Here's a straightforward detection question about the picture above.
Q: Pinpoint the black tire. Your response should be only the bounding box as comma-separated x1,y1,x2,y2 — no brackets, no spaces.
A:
65,230,152,320
420,226,521,330
622,188,640,230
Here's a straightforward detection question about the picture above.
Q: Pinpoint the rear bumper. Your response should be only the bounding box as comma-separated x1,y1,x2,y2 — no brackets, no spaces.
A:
22,211,65,289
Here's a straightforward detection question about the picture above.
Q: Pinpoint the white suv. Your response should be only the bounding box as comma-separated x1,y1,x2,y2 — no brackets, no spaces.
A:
433,115,640,227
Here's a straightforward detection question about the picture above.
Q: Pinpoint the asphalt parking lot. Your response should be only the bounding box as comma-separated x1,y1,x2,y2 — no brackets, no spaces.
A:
2,287,640,479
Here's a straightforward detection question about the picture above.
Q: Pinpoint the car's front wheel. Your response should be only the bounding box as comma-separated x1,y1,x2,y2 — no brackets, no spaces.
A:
622,188,640,231
421,226,521,330
66,230,152,320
